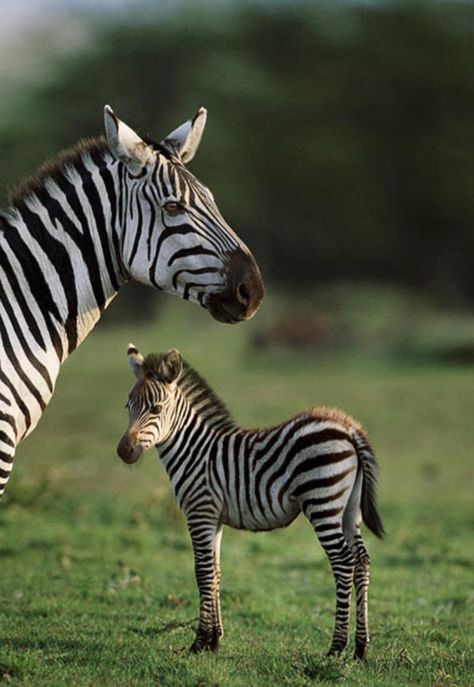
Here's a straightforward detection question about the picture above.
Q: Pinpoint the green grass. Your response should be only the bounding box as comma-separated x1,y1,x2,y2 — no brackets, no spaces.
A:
1,296,473,686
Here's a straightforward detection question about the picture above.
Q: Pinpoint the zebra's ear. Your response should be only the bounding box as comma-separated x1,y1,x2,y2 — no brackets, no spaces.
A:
127,343,145,379
104,105,156,173
162,107,207,164
158,349,182,384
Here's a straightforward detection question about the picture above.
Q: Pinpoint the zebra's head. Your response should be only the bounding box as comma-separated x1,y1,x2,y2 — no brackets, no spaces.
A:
104,106,264,323
117,344,182,464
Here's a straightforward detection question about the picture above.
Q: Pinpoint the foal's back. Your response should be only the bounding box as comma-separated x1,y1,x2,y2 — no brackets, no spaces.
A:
213,407,363,532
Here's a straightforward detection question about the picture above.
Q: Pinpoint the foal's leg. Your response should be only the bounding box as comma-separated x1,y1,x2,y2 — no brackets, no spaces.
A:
304,504,355,655
188,514,223,653
211,524,224,648
343,473,371,659
351,531,370,659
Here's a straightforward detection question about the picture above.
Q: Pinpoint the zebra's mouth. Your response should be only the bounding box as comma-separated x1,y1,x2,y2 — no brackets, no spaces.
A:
206,248,264,324
207,300,241,324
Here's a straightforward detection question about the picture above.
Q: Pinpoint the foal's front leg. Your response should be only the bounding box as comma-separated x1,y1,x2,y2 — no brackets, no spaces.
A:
188,515,223,653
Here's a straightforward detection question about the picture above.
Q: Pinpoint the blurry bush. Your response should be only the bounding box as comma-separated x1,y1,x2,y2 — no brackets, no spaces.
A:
250,283,474,362
1,0,474,322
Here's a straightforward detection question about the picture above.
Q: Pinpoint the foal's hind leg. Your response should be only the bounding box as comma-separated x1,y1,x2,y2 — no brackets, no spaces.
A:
304,503,355,655
351,532,370,659
343,472,371,659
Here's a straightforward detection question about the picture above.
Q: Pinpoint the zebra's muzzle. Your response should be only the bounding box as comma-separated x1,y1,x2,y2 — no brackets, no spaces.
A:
117,433,144,464
207,248,264,323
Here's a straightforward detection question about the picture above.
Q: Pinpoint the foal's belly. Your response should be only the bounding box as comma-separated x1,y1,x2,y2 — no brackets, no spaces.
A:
222,498,301,532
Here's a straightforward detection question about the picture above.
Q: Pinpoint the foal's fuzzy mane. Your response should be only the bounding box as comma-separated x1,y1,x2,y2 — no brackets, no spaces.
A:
143,353,234,426
8,136,110,208
181,363,235,425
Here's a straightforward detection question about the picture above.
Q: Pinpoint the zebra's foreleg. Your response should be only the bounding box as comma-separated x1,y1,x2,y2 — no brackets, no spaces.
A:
188,516,223,653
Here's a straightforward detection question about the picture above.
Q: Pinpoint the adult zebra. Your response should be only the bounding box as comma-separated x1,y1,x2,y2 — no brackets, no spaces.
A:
0,106,263,497
118,346,384,660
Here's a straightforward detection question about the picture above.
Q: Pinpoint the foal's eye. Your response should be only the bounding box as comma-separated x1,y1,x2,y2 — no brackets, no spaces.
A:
150,403,162,414
163,201,185,215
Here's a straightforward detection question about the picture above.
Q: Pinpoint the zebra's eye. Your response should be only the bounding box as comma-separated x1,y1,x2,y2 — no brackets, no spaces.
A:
150,402,163,414
163,201,185,215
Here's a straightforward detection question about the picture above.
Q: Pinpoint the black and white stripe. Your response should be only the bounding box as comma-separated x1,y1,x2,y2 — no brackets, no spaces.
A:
0,107,263,497
118,346,384,659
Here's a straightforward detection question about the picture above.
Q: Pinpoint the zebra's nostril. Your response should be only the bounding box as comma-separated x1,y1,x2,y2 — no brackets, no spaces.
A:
236,282,250,305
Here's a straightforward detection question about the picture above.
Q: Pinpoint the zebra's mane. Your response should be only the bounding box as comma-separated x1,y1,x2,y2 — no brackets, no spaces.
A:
143,353,234,427
8,136,110,208
180,362,235,426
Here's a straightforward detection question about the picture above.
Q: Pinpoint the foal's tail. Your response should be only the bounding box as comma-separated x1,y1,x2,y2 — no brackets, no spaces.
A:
353,431,385,539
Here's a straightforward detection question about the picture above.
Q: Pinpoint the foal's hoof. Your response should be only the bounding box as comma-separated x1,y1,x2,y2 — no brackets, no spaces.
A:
354,643,368,661
326,642,347,657
189,631,220,654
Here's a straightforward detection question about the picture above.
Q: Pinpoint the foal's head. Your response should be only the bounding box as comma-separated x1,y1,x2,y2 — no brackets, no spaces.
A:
117,344,183,464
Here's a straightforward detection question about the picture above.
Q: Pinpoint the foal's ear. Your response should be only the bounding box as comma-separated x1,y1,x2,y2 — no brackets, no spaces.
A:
158,349,183,384
161,108,207,164
104,105,156,174
127,343,144,379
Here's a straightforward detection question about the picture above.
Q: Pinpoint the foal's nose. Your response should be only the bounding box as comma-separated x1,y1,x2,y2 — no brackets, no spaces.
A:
117,432,143,464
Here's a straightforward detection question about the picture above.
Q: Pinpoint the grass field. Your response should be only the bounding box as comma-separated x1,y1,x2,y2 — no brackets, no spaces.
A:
0,295,473,686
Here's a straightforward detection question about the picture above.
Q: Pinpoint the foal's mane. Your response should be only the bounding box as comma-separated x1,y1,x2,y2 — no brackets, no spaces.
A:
180,362,235,426
143,353,235,427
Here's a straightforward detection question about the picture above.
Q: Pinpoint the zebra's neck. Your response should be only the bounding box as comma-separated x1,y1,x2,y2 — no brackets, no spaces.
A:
0,140,125,438
2,139,125,362
159,363,237,468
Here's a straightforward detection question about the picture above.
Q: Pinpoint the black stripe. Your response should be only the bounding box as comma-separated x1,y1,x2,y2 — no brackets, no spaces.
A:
296,450,355,475
302,486,349,512
172,267,219,291
0,431,14,448
293,467,356,498
168,246,218,267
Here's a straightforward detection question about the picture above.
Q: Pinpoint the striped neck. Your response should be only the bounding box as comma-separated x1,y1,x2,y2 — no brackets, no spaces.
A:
2,139,125,363
159,363,237,464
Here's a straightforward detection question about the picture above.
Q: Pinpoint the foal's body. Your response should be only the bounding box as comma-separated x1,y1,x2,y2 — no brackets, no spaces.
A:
118,347,384,659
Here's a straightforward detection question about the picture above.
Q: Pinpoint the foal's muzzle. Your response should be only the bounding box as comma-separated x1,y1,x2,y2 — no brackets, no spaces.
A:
208,248,264,324
117,432,143,465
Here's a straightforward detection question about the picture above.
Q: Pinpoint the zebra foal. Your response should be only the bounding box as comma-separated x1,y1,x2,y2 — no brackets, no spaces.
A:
118,345,384,659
